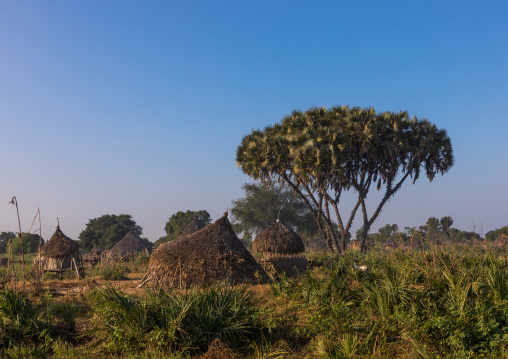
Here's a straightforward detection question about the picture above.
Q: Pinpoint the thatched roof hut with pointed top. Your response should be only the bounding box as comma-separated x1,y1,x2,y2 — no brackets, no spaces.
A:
140,213,269,288
38,226,81,272
181,217,207,237
252,221,308,277
495,234,508,247
108,229,153,260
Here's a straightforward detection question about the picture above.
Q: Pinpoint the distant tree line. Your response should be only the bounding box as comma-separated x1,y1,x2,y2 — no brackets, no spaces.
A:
0,232,44,255
355,216,494,246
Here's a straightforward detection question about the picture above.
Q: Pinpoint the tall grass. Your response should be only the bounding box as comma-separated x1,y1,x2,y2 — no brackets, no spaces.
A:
90,282,255,355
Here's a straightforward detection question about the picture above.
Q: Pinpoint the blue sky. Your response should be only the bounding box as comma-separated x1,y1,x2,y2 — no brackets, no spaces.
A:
1,1,507,241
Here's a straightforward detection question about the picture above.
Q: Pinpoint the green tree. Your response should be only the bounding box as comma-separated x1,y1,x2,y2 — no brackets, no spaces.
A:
157,210,211,246
440,216,453,238
485,226,508,242
426,217,440,242
0,232,15,254
231,182,319,242
11,233,42,255
237,105,453,254
79,214,142,251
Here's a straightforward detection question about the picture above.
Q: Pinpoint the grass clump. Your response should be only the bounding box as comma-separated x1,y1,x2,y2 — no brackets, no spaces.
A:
89,282,255,356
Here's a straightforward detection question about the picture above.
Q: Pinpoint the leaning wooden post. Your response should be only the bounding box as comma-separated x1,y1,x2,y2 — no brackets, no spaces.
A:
8,197,25,286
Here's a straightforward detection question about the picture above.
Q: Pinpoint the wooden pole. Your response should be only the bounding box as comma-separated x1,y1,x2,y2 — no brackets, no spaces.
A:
8,197,25,286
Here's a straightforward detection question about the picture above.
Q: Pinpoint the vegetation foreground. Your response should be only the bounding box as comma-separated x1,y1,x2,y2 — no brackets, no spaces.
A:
1,246,508,358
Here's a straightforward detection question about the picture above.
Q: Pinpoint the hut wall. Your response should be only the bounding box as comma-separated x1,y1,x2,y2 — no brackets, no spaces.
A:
261,254,308,277
43,253,78,271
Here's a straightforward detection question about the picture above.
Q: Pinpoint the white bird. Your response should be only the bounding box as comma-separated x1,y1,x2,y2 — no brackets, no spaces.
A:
353,257,368,272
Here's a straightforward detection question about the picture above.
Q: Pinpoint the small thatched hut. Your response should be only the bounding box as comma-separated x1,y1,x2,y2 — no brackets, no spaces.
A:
108,229,153,260
253,220,308,277
181,217,207,237
495,234,508,247
140,213,269,288
38,226,81,275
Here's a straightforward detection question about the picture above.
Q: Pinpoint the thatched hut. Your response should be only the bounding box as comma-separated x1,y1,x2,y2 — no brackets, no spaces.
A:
38,226,81,275
252,220,308,277
181,217,207,237
495,234,508,247
108,229,153,260
140,213,269,288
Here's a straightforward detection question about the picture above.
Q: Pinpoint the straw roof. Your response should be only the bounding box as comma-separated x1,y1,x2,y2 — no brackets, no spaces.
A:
109,229,153,257
495,234,508,246
141,213,269,288
40,226,80,258
180,217,207,237
252,221,305,255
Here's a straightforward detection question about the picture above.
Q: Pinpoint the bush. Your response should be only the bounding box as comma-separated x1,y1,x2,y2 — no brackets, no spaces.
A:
90,282,255,356
100,263,130,281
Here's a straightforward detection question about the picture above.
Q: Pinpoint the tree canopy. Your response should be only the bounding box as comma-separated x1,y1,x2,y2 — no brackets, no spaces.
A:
237,105,454,253
78,214,142,251
11,233,42,255
157,210,211,246
0,232,15,254
231,182,319,242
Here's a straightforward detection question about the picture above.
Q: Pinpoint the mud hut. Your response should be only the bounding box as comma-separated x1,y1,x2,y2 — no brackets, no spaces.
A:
495,234,508,247
252,220,308,277
108,229,153,260
140,212,269,288
38,226,81,276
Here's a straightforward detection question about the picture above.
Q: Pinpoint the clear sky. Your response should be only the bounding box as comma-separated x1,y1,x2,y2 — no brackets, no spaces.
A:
1,1,507,241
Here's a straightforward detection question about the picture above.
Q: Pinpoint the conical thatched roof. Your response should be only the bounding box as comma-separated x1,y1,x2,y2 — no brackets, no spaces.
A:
252,221,305,255
180,217,207,237
495,234,508,246
40,226,80,258
109,229,153,257
141,213,269,288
